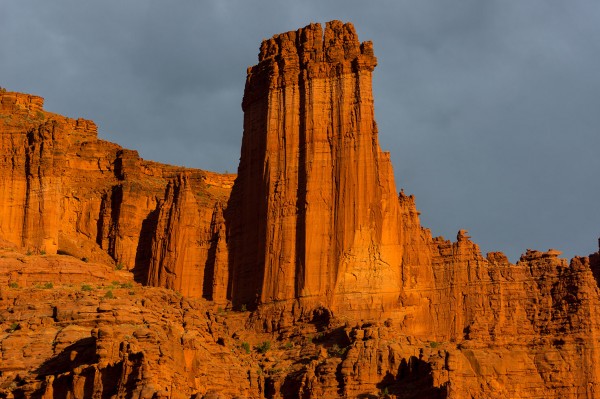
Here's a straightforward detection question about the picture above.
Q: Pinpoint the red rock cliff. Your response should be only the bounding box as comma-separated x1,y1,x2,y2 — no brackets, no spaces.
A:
0,89,234,298
227,21,404,315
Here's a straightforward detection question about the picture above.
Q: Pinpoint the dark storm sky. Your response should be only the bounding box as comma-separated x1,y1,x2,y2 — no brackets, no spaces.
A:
2,1,599,262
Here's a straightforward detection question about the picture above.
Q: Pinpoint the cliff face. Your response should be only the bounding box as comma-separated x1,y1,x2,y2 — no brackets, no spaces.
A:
0,90,234,297
0,94,68,254
2,20,600,399
146,174,229,300
228,21,403,315
224,21,600,397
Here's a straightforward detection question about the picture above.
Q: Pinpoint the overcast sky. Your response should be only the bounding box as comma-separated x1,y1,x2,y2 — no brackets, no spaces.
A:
2,1,599,262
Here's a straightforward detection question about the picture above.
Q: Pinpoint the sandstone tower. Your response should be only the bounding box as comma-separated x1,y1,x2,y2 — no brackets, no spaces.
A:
227,21,405,315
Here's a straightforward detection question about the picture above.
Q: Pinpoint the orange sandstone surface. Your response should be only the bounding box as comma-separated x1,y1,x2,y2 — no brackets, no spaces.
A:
1,21,600,399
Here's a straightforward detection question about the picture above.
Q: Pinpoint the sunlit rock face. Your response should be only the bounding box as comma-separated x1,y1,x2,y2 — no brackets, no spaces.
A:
227,21,405,317
0,89,234,298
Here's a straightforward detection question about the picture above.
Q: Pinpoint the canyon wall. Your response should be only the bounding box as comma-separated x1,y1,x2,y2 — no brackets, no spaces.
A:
0,89,233,298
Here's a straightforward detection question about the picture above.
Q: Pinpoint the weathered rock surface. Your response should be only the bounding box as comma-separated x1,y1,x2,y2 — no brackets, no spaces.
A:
2,20,600,398
0,89,234,297
227,21,403,316
4,245,599,399
0,248,260,399
147,174,228,300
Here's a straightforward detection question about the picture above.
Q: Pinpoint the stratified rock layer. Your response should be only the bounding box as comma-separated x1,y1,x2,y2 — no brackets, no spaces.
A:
0,249,260,399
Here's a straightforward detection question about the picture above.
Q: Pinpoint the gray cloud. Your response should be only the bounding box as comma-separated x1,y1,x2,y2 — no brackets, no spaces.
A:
2,0,599,261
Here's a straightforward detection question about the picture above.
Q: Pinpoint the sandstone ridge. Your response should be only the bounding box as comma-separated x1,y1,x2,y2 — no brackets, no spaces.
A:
1,21,600,399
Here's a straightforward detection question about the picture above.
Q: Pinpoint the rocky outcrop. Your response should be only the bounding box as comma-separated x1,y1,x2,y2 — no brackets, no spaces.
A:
0,249,260,399
0,90,234,296
147,174,229,299
227,21,404,316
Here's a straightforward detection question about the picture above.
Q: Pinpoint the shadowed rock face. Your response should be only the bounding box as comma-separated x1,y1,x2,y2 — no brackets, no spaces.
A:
2,21,600,399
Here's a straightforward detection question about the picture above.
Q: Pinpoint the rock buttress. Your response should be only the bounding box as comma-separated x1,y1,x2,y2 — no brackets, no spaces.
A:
146,174,229,299
227,21,404,315
0,90,234,294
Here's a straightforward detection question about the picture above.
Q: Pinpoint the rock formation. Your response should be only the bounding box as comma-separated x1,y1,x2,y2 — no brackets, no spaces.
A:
1,21,600,398
227,21,404,316
0,89,234,296
146,174,229,300
0,248,260,399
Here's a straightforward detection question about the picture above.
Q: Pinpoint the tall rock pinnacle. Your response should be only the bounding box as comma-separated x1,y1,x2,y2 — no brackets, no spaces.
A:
227,21,404,314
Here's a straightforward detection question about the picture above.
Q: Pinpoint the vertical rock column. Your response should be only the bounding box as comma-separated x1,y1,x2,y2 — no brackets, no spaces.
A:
228,21,404,315
147,174,206,297
0,94,61,253
146,174,229,299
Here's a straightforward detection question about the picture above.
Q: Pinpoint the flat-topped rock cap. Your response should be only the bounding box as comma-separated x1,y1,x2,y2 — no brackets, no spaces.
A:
257,20,375,66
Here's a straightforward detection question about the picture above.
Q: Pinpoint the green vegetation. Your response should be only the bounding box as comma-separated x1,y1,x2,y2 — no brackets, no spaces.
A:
429,341,440,348
115,263,124,270
240,304,247,312
7,323,20,333
327,344,347,357
255,341,271,354
104,290,114,299
81,284,93,291
42,282,53,289
283,342,294,350
107,280,134,289
241,341,251,354
8,282,18,289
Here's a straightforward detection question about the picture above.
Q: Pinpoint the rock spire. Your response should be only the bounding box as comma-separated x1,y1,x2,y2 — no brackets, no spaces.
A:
227,21,404,314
